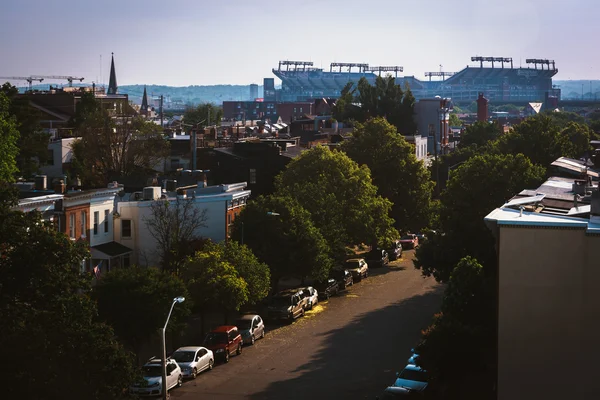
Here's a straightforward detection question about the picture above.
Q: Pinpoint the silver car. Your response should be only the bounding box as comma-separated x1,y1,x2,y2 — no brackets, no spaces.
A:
170,346,214,379
301,286,319,310
236,314,265,345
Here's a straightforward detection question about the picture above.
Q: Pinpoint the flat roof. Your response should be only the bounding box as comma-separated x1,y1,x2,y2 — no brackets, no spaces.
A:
485,207,600,234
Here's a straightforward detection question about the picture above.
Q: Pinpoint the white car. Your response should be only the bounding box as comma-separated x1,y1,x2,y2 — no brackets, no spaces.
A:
171,346,214,379
236,314,266,345
130,358,182,397
302,286,319,310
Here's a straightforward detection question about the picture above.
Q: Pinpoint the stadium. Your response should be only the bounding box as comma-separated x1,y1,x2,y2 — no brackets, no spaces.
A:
272,57,560,104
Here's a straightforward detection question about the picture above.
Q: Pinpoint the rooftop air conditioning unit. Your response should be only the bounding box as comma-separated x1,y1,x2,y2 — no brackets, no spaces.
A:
143,187,161,201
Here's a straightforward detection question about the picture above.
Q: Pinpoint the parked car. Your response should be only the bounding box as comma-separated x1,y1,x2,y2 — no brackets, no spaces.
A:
387,240,403,261
399,234,419,250
330,268,353,290
393,364,428,392
315,278,340,300
267,289,306,321
365,248,389,267
407,348,420,365
300,286,319,310
376,386,421,399
202,326,243,363
235,314,265,345
130,357,182,397
346,258,369,281
170,346,214,379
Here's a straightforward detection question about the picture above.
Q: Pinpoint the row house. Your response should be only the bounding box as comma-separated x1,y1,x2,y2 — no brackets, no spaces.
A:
114,182,251,267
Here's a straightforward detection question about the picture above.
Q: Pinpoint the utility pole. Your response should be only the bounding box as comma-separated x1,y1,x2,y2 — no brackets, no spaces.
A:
160,95,164,128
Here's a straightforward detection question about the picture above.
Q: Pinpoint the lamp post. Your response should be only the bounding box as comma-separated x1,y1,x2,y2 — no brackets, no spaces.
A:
161,296,185,400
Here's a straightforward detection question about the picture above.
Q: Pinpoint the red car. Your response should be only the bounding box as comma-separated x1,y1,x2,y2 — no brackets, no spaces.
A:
399,234,419,249
202,326,243,363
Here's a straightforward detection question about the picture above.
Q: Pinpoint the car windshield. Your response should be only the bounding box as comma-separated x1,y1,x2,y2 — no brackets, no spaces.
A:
401,235,414,240
171,351,195,363
271,297,291,307
203,332,228,345
345,261,360,268
142,365,162,377
235,319,252,330
399,368,427,382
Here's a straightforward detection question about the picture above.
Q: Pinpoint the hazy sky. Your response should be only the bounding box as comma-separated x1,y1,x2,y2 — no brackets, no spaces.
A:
0,0,597,87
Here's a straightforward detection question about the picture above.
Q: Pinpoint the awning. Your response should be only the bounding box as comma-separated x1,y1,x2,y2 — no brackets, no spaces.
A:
91,241,133,260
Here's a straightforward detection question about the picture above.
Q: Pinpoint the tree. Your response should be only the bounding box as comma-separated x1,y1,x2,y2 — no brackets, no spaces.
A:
93,267,191,361
182,246,248,326
416,257,496,400
0,204,139,399
144,197,208,273
331,82,357,123
562,121,592,159
415,153,546,282
1,83,50,178
459,121,502,148
184,103,223,127
221,240,271,305
70,93,170,187
495,114,575,166
448,113,462,127
398,82,418,135
340,117,434,232
0,91,19,183
275,145,397,256
230,195,334,289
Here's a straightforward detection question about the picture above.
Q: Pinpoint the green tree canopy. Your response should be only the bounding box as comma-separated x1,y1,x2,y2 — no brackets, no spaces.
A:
495,114,579,166
231,194,334,287
94,266,191,359
448,113,462,127
416,257,496,400
459,121,502,148
340,117,434,232
0,204,139,399
332,76,417,134
182,245,249,316
220,240,271,305
275,145,397,255
415,153,546,282
1,83,49,178
184,103,223,128
0,91,19,183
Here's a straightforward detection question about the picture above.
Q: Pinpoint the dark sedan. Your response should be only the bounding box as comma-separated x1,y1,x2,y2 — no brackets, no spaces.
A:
365,249,389,267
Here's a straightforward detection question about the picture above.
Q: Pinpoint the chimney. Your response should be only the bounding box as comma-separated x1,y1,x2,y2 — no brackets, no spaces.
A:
35,175,47,191
53,179,65,194
476,93,489,122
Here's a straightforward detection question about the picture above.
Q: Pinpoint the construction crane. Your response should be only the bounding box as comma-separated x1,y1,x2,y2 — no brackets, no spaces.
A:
0,76,44,90
32,75,85,87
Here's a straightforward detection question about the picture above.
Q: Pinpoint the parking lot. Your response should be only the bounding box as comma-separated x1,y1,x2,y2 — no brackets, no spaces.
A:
166,251,442,400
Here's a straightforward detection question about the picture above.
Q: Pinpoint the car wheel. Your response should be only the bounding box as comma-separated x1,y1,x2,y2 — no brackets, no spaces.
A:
261,329,265,339
177,375,183,387
208,358,214,370
192,367,197,379
300,308,305,317
308,301,313,310
251,335,255,345
224,350,230,363
365,270,368,278
237,344,242,355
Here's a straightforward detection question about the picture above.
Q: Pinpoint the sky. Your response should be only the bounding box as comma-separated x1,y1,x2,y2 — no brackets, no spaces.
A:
0,0,598,87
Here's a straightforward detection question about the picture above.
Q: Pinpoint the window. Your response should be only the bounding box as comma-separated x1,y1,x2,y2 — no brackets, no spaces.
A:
121,220,132,238
47,149,54,165
80,211,87,238
293,108,296,113
428,123,435,137
69,213,75,238
249,168,257,184
104,209,109,233
300,107,303,113
93,211,99,235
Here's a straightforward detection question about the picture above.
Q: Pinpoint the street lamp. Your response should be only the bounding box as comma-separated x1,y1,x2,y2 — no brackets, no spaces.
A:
161,296,185,400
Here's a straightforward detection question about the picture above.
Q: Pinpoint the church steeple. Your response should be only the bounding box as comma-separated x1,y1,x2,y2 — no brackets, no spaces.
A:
141,86,148,115
107,52,117,95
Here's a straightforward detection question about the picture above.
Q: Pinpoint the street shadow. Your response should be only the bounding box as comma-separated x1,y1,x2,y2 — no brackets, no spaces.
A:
248,286,443,400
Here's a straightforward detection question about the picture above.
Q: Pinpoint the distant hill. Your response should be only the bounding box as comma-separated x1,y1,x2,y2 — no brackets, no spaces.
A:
119,85,265,107
554,80,600,100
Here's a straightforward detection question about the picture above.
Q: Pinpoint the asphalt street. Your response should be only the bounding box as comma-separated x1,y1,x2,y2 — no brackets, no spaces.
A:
171,251,442,400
